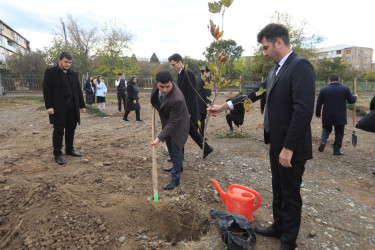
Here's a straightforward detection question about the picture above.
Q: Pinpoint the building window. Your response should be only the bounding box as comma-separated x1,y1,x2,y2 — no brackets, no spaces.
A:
357,49,361,55
365,50,369,54
355,64,359,69
336,50,341,55
364,65,367,69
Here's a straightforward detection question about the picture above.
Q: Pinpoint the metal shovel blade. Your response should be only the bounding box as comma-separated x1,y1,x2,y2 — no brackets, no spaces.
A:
352,130,357,147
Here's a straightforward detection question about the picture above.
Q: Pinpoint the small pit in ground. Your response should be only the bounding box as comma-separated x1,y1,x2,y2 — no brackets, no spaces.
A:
148,201,210,245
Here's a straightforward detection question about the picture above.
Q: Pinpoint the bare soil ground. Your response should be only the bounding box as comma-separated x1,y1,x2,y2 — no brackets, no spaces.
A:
0,93,374,250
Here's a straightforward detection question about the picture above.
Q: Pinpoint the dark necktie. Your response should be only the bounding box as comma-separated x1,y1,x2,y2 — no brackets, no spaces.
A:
158,93,165,104
264,63,280,133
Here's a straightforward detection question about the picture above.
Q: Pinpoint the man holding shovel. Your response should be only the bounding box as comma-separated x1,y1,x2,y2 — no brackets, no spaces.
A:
150,70,190,190
316,73,357,155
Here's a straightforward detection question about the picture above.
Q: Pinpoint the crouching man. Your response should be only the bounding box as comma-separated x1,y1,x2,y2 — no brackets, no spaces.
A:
150,71,190,190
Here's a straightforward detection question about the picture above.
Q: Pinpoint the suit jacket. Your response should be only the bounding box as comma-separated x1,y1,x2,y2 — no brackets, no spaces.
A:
150,83,190,150
196,75,212,114
232,51,315,161
177,67,199,123
316,82,357,126
43,65,85,125
117,79,127,92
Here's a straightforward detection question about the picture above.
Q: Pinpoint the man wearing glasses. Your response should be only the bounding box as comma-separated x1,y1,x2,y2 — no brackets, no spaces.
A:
167,53,214,163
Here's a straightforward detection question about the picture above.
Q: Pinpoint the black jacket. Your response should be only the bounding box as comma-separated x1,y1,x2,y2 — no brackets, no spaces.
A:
231,51,315,161
196,75,212,114
177,67,199,123
370,95,375,111
43,65,85,124
316,82,357,126
125,82,141,111
117,79,127,92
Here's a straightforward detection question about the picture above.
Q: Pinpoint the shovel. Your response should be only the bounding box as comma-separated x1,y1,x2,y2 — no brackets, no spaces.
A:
151,108,159,201
352,77,357,147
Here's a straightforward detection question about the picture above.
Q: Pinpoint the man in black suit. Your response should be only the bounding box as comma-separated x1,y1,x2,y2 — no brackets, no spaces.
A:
316,73,357,155
43,52,86,165
150,71,190,190
168,53,214,160
208,23,315,250
196,66,212,138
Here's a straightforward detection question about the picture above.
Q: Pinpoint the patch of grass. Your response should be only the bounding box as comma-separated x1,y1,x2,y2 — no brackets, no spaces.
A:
6,96,44,103
347,104,367,116
86,105,110,117
215,131,251,138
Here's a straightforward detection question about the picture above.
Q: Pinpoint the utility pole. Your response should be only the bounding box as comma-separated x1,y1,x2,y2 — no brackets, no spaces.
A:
60,18,68,47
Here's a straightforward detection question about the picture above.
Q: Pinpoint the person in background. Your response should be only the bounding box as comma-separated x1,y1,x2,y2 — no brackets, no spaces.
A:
316,73,357,155
207,23,316,250
42,51,86,165
150,70,190,190
168,53,214,159
226,98,245,133
115,73,127,112
123,76,142,122
95,75,107,112
196,66,212,138
84,75,95,106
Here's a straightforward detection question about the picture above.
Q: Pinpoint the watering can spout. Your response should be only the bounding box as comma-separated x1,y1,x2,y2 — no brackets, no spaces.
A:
211,178,227,205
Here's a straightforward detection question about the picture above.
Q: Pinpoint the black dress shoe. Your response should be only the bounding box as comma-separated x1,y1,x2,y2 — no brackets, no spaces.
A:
333,151,344,155
163,180,180,190
203,145,214,159
163,166,183,172
66,151,82,157
318,143,326,152
254,226,282,239
55,155,66,165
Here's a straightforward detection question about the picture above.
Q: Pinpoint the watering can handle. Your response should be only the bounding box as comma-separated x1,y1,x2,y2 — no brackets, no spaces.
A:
234,185,261,210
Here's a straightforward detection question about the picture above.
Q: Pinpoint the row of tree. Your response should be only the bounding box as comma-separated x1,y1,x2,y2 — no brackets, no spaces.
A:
4,13,375,83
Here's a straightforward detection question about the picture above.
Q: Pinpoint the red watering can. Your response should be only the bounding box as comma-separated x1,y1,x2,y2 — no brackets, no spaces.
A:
211,178,261,222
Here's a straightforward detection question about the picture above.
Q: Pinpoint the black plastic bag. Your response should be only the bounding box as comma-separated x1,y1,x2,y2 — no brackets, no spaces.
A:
356,110,375,133
210,209,256,250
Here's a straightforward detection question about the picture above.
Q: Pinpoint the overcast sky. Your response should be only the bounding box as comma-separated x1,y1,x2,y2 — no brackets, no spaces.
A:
1,0,374,61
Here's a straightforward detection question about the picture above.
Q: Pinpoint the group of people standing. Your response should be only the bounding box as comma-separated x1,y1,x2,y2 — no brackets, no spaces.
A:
43,22,366,250
83,73,142,121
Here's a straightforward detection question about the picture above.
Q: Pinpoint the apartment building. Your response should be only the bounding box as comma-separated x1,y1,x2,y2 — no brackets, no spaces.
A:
0,20,30,68
319,44,373,73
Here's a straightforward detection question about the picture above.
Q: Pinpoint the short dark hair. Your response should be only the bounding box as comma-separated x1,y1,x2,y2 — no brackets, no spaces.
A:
329,73,340,82
257,23,290,47
59,52,72,60
168,53,183,63
156,70,173,84
118,73,123,76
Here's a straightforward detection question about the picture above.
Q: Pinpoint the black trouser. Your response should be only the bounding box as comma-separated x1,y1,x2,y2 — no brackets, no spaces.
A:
226,114,243,130
117,92,126,112
321,125,345,152
52,102,78,156
199,113,206,137
269,148,306,249
124,110,140,120
189,120,210,151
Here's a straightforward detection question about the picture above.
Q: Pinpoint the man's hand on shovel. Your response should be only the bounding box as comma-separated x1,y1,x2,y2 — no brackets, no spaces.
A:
151,138,160,147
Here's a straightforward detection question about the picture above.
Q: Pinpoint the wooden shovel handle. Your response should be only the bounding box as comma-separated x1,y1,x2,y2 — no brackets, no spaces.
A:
353,77,357,127
152,108,158,194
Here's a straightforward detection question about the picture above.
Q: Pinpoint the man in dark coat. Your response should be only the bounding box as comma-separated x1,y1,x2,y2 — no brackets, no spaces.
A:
208,23,316,250
115,73,127,112
150,70,190,190
43,52,86,165
316,73,357,155
196,66,212,138
168,53,214,159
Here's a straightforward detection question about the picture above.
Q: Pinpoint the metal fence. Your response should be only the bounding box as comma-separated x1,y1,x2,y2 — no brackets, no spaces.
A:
1,72,375,95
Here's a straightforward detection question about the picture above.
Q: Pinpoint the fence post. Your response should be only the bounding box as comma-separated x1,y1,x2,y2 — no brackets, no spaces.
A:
365,80,367,94
0,73,2,97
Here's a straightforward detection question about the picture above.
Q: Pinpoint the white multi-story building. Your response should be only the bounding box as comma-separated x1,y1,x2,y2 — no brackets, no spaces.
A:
319,44,373,73
0,20,30,68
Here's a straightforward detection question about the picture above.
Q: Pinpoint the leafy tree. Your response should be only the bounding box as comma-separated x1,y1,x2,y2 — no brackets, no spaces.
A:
364,69,375,80
183,56,204,75
249,11,323,78
95,20,132,75
315,57,356,81
7,49,48,74
204,39,243,62
150,53,160,64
